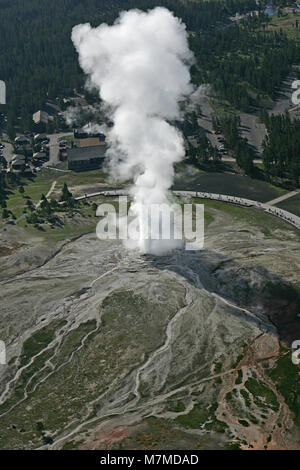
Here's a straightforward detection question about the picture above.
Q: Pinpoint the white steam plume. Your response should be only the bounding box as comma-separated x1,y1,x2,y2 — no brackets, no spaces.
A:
72,7,194,254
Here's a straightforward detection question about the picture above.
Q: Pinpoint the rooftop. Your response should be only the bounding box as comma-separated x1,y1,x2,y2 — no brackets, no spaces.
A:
79,138,106,148
67,145,107,162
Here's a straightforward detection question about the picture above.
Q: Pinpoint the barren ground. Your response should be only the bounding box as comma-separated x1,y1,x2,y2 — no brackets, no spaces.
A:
0,199,300,450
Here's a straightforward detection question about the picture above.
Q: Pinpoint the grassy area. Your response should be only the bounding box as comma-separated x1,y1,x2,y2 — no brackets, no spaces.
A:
116,416,215,450
18,213,98,242
5,173,54,218
1,167,107,236
166,400,186,413
210,96,241,115
276,193,300,218
173,172,287,202
3,168,109,219
268,350,300,428
55,168,111,190
244,377,279,412
0,287,185,449
20,320,66,367
0,318,67,415
176,402,214,428
265,12,300,40
194,197,300,237
57,135,79,145
176,401,227,433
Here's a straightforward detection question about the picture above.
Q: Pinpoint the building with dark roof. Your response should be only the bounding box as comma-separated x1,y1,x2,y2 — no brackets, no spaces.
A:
67,145,107,171
10,154,31,174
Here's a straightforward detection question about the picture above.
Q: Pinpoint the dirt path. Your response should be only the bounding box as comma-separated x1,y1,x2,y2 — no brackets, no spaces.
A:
35,180,57,208
266,190,300,206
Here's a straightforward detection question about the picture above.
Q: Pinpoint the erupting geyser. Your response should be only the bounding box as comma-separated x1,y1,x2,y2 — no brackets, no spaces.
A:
72,7,194,254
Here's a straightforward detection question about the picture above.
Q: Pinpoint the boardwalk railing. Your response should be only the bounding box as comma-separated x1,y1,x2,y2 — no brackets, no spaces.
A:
74,189,300,231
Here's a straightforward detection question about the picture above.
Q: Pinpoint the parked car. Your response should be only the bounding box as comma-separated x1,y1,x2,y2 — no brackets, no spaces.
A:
59,140,67,149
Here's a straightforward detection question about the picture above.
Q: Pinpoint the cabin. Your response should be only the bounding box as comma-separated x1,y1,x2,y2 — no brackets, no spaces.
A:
33,110,51,125
10,154,31,174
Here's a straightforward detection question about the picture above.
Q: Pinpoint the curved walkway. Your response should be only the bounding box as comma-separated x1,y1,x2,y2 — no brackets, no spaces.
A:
266,190,299,206
75,189,300,231
35,180,57,208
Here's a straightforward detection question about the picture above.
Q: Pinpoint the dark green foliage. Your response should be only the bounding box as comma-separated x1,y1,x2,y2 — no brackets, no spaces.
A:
245,377,279,411
238,419,250,427
235,369,243,385
0,0,258,132
263,281,300,304
26,199,34,211
262,113,300,184
176,401,227,432
36,421,44,432
225,441,241,450
240,388,251,407
268,352,300,428
42,435,54,445
212,113,254,174
20,325,57,366
2,208,10,219
60,183,73,203
191,18,300,110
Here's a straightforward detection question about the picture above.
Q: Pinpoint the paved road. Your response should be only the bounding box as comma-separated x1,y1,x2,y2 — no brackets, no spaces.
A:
1,141,14,165
47,132,73,166
270,71,298,117
1,132,73,168
197,96,220,148
196,97,265,156
240,113,266,155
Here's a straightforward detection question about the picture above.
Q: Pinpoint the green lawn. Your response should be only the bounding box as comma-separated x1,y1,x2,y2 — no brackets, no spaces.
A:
5,173,54,219
244,377,279,411
173,172,287,202
193,197,300,238
57,135,79,145
265,12,300,40
3,168,108,221
55,169,110,191
276,193,300,218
